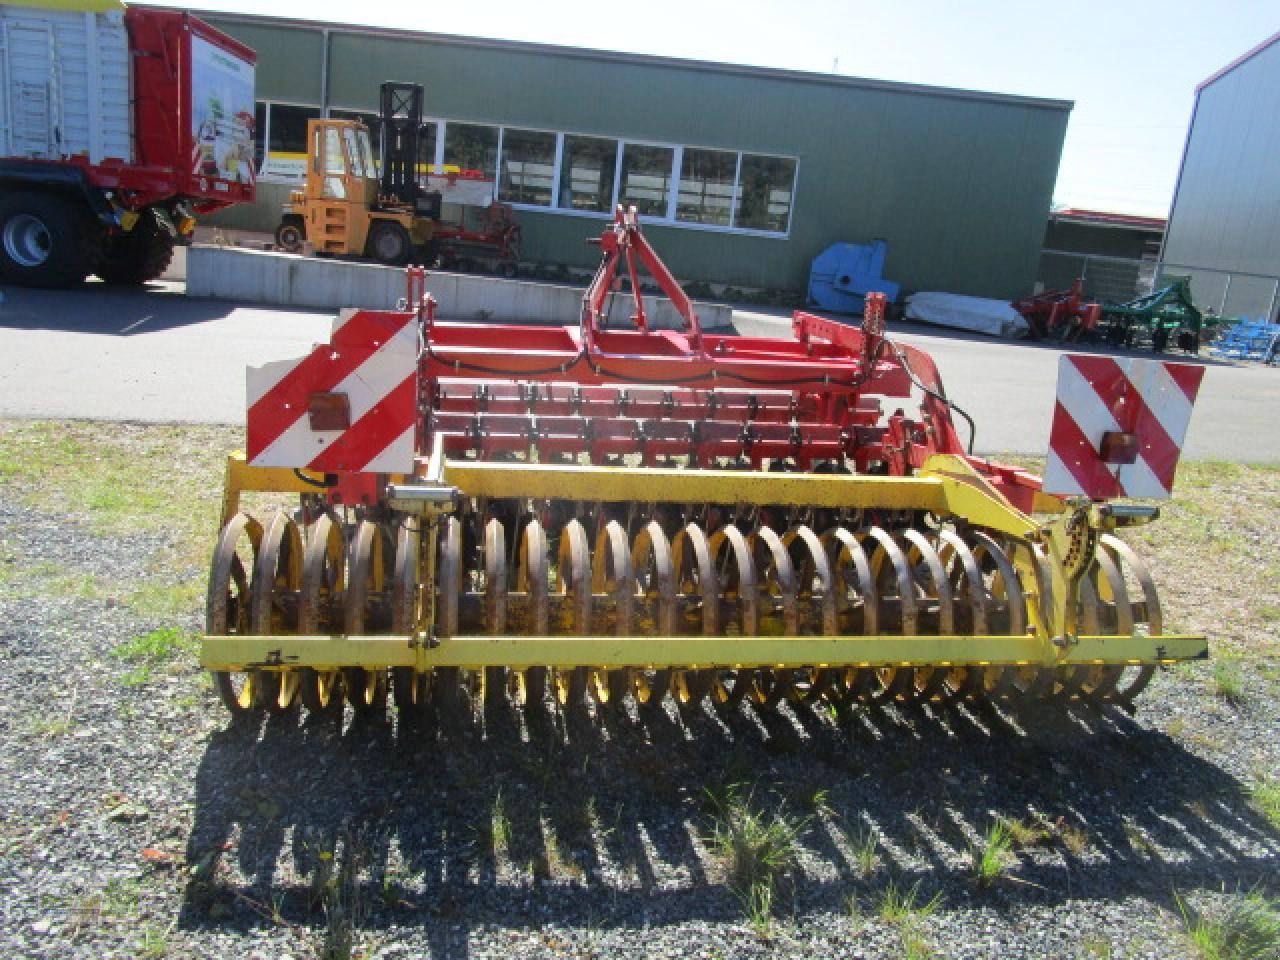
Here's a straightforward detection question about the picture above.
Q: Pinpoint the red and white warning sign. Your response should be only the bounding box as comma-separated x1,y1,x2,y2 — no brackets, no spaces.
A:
246,309,419,474
1044,354,1204,500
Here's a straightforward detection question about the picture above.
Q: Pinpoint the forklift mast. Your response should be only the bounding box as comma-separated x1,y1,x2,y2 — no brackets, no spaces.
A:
379,82,425,207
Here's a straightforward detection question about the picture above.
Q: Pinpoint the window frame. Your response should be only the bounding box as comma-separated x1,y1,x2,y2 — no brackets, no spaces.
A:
276,108,799,237
255,99,323,182
495,125,797,239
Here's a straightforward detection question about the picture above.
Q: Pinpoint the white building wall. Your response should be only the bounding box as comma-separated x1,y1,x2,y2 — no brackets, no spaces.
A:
1162,35,1280,320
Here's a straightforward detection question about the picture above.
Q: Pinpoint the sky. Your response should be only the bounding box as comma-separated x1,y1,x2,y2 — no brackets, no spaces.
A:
181,0,1278,219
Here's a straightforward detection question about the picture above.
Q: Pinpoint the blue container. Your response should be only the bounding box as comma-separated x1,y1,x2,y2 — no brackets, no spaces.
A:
807,240,901,314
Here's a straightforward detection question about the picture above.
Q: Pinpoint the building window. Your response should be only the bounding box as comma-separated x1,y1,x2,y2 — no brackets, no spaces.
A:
421,121,440,171
444,122,499,180
253,101,267,170
258,102,319,180
267,103,315,156
735,154,796,233
677,147,737,227
619,144,675,218
560,135,617,212
499,128,556,207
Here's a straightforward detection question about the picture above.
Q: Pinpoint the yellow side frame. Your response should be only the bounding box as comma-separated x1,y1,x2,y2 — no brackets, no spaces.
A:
201,632,1208,673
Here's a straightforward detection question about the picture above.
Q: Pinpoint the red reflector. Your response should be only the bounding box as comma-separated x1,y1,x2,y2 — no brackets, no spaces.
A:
308,392,351,431
1100,430,1138,464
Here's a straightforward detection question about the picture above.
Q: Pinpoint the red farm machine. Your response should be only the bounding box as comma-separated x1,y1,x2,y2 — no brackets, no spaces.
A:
201,208,1207,726
0,2,255,287
1012,279,1103,342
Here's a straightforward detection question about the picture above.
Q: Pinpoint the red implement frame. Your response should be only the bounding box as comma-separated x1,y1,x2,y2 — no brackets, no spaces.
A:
305,207,1043,511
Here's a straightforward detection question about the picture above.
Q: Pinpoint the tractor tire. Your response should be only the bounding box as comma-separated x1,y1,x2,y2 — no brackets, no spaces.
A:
367,220,411,266
96,209,176,285
0,190,103,288
275,215,305,253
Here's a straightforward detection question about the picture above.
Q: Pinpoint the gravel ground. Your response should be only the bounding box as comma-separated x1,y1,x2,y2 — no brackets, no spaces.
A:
0,477,1278,959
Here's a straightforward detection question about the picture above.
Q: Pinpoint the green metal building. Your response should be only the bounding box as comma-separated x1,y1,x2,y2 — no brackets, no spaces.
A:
192,9,1072,300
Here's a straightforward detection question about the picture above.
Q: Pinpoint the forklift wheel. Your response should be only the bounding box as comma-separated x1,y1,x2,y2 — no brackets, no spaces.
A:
368,221,412,266
274,217,305,254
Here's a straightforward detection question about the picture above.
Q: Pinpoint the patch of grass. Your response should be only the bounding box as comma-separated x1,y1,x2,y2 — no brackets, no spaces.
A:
1213,662,1247,705
126,580,205,618
970,820,1013,886
1123,821,1157,858
1177,888,1280,960
801,786,833,818
112,626,197,662
705,784,806,933
1003,814,1053,850
845,822,880,877
1059,822,1089,856
1081,934,1113,958
490,789,512,855
138,922,173,958
875,878,941,927
313,830,372,960
901,931,937,959
120,666,155,687
1249,776,1280,830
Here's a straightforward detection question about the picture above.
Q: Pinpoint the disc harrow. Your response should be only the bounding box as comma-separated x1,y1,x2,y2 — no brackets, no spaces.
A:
201,207,1207,731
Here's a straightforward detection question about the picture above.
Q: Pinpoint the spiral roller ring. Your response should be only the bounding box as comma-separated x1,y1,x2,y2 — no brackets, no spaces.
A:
207,501,1165,724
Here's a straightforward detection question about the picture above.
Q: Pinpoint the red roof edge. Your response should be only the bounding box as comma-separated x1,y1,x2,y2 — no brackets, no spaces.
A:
1051,208,1167,230
1198,31,1280,92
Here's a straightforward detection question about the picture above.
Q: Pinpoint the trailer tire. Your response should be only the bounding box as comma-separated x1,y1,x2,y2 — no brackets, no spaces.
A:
96,209,175,285
368,220,411,266
0,191,103,288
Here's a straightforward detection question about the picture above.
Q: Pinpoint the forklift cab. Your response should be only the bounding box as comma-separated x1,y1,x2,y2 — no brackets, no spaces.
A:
313,121,377,202
299,118,386,256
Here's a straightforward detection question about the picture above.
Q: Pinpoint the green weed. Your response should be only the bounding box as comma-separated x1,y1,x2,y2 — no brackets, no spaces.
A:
112,626,196,662
1177,888,1280,960
1213,662,1247,705
491,790,512,855
1003,814,1053,849
1249,777,1280,830
970,820,1013,885
875,878,941,926
845,822,880,876
705,784,805,931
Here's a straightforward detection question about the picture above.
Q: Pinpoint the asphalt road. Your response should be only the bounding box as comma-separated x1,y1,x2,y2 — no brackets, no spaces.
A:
1,281,1277,462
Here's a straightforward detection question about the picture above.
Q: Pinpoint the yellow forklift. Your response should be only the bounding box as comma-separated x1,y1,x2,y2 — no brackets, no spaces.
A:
274,83,442,265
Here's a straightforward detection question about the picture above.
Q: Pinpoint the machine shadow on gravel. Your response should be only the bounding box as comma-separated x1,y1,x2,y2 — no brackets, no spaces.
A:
179,697,1280,952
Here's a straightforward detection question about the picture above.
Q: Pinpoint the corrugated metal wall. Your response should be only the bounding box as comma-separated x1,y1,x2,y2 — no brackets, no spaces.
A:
1162,37,1280,319
203,16,1070,301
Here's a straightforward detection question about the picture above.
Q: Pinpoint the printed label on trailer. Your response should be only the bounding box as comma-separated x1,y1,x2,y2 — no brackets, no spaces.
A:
1043,354,1204,500
191,35,256,186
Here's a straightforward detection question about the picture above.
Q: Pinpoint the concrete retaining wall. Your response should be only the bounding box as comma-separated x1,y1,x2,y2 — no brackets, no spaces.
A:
185,245,733,329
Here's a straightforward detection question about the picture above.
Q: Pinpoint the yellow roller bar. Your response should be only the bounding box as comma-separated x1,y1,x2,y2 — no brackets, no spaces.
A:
440,459,1039,538
202,633,1208,672
442,461,947,508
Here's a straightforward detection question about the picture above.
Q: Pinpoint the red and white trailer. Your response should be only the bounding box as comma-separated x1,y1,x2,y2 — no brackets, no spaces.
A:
0,1,256,287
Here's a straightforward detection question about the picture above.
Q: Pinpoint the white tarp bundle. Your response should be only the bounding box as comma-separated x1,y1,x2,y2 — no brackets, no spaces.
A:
905,292,1029,338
